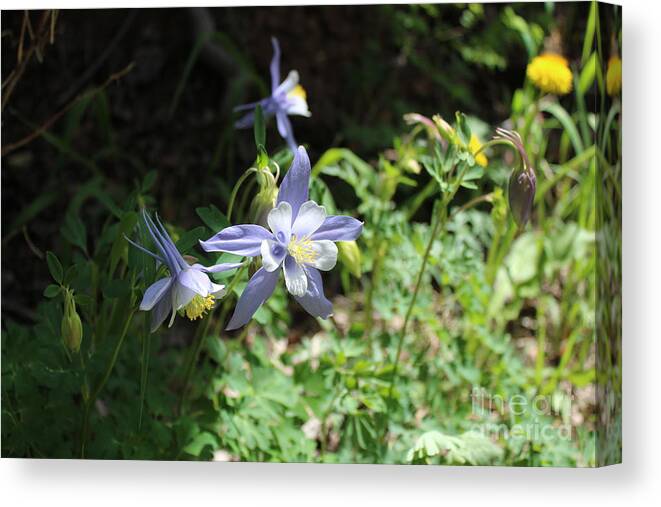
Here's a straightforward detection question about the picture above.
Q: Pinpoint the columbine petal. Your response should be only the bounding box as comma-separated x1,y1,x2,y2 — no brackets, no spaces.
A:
284,256,308,297
277,146,310,218
285,96,311,117
267,201,292,242
276,111,297,152
309,240,338,271
311,216,363,241
274,70,299,96
151,294,173,332
294,267,333,319
196,262,244,273
200,224,273,257
140,277,172,311
292,200,326,237
171,282,196,313
270,37,281,93
261,239,287,272
226,268,280,330
210,282,226,298
177,268,214,297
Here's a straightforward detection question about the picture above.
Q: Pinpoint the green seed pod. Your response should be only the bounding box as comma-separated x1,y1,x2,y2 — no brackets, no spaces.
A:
61,290,83,353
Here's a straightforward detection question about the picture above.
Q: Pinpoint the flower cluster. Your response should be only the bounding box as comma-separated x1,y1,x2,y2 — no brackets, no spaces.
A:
526,53,573,95
129,146,362,332
200,147,363,330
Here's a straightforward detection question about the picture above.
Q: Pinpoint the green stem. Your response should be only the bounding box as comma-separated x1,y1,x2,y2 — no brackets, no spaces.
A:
177,263,248,415
381,165,469,455
227,168,256,222
80,308,136,458
177,313,213,416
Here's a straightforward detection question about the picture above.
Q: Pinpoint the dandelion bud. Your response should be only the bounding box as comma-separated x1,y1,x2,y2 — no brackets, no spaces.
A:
61,290,83,353
338,240,362,278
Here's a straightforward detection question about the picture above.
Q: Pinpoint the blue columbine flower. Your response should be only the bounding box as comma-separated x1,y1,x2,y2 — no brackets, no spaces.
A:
127,210,242,332
234,37,311,152
200,146,363,330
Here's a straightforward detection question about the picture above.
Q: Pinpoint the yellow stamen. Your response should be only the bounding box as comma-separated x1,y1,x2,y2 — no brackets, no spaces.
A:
288,235,317,265
287,84,307,100
181,294,215,321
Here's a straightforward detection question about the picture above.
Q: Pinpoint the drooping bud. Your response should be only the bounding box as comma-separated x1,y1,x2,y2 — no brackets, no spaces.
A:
338,240,362,278
508,167,536,228
494,128,536,228
61,290,83,353
251,168,279,226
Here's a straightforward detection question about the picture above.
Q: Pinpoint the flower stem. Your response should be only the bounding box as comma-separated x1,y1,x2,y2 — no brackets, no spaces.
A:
79,308,135,458
227,168,257,222
380,164,468,455
177,264,248,415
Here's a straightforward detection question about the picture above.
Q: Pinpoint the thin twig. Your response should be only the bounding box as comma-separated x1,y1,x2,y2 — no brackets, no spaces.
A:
2,62,134,157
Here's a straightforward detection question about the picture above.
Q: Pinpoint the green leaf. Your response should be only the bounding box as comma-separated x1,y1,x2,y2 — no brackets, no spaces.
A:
142,171,157,192
110,211,138,275
454,111,471,145
540,102,585,154
61,212,88,254
183,431,218,457
43,284,62,298
46,251,64,284
196,205,230,233
175,226,207,255
578,52,597,96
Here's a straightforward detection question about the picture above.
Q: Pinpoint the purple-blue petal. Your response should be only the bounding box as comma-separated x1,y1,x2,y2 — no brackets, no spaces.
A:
199,225,273,257
311,216,363,241
176,268,212,296
276,111,298,153
294,267,333,319
140,277,172,311
198,262,244,273
150,287,173,332
235,110,256,129
277,145,310,218
226,267,280,330
270,37,281,93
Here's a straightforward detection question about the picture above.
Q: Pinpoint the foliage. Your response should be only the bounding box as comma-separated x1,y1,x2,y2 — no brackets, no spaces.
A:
1,2,621,466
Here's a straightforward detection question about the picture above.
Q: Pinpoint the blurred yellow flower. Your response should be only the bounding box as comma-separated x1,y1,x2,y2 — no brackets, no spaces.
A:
469,134,488,168
526,53,573,95
606,56,622,96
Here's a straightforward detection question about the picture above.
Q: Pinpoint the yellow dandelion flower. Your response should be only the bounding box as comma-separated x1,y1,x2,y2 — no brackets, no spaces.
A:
469,134,488,168
526,53,573,95
606,56,622,96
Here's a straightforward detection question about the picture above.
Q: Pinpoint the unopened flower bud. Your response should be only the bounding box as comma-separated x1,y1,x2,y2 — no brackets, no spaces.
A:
338,240,362,278
61,290,83,353
508,167,536,228
494,128,536,228
251,168,279,226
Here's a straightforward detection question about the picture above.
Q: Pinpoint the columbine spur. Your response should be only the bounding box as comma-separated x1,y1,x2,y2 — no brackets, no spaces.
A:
234,37,311,152
127,210,242,332
200,146,363,330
